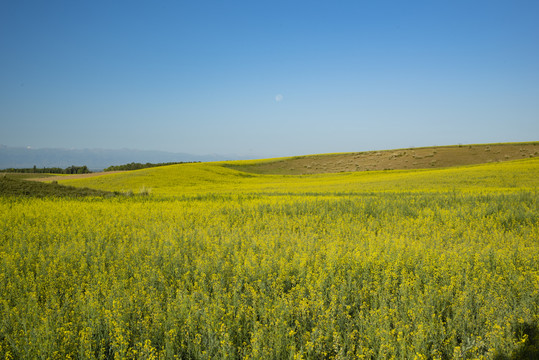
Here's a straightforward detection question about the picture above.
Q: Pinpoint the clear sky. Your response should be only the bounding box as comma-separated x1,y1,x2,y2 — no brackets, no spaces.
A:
1,1,538,158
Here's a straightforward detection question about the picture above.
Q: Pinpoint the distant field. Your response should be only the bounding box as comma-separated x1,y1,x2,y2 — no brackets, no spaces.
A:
1,143,538,359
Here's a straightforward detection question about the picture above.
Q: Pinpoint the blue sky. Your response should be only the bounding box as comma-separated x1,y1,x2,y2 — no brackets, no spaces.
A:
1,1,538,158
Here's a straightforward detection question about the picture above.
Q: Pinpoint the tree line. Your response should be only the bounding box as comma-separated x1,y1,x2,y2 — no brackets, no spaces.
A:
0,165,91,174
1,162,202,174
104,161,199,171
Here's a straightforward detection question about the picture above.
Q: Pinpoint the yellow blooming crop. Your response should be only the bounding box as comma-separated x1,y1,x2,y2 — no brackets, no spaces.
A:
0,157,538,359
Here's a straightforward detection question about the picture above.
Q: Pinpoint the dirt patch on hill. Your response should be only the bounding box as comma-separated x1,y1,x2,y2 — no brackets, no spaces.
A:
226,142,539,175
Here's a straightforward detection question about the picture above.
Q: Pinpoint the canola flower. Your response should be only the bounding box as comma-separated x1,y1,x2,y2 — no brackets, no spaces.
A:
57,157,539,196
0,158,538,359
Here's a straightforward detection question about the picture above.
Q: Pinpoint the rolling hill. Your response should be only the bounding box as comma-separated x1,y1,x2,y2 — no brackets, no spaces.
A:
46,151,538,198
17,141,536,197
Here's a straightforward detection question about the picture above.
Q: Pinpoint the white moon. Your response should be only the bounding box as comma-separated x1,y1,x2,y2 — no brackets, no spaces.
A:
275,94,284,102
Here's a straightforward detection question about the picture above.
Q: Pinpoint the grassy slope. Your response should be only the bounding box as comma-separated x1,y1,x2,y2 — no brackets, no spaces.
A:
57,157,539,196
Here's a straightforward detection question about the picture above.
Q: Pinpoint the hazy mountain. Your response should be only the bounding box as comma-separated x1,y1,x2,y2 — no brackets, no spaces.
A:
0,145,237,171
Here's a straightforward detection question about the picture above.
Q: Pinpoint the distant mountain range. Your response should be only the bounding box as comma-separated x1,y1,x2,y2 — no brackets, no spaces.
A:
0,145,238,171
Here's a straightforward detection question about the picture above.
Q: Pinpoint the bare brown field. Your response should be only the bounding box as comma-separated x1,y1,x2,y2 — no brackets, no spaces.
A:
226,142,539,175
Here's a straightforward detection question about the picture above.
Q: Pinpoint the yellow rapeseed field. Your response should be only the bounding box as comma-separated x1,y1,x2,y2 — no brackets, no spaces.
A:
1,158,538,359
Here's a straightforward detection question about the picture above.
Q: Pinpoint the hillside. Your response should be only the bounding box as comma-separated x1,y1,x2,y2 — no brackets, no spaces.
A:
225,142,538,175
26,141,539,197
51,157,539,197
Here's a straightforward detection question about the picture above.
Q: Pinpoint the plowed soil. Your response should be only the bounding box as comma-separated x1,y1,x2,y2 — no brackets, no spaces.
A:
226,142,538,175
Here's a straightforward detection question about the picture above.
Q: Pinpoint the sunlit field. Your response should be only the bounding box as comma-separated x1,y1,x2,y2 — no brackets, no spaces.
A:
1,158,538,359
59,157,539,196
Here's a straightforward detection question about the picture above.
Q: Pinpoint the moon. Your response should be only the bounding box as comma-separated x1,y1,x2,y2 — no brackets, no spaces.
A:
275,94,284,102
